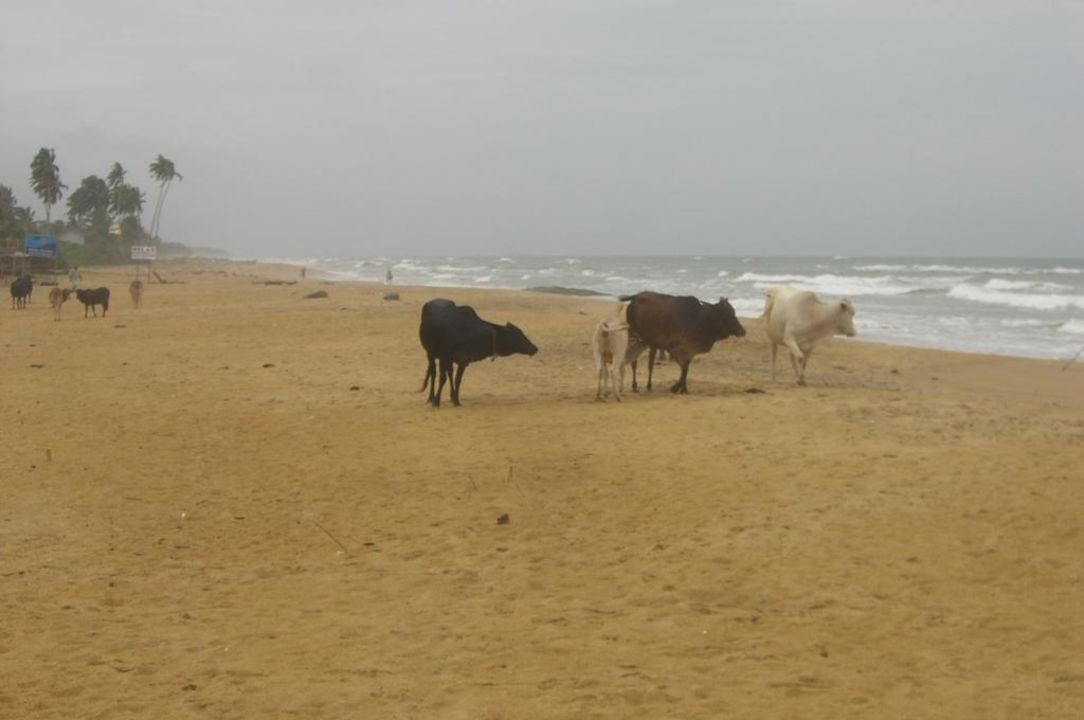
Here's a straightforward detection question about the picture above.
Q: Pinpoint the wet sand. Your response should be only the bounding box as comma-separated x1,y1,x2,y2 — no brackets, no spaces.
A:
2,260,1082,719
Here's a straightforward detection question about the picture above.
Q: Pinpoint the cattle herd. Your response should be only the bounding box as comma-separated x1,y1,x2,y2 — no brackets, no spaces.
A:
420,287,857,407
8,275,147,320
10,272,856,404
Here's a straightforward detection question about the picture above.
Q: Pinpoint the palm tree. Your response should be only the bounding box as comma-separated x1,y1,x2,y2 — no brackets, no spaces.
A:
148,154,182,241
30,148,67,226
107,162,126,217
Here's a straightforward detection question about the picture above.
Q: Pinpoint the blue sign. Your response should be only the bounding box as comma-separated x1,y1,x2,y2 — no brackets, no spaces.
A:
26,234,58,258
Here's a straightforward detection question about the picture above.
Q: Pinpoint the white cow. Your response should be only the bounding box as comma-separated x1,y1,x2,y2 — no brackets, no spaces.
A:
763,286,856,385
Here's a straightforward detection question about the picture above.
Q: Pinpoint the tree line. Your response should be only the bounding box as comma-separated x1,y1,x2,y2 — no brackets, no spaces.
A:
0,148,183,267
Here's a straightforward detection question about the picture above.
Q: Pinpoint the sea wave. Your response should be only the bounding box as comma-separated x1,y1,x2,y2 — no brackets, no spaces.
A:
984,278,1072,292
947,283,1084,311
737,272,915,296
1058,318,1084,335
853,263,1022,274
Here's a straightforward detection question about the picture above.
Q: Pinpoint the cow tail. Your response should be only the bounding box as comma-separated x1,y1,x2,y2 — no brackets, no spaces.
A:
418,363,433,392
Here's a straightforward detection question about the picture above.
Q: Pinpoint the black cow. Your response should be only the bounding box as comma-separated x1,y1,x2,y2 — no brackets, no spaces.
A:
620,291,746,394
419,298,538,407
76,287,111,318
10,275,33,309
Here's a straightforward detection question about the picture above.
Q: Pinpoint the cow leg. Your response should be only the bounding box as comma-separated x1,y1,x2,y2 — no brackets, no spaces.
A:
671,360,690,394
770,342,778,382
434,358,450,407
425,356,438,404
798,348,813,386
596,364,606,401
614,361,624,401
451,363,466,406
783,335,804,384
630,360,639,392
647,347,657,391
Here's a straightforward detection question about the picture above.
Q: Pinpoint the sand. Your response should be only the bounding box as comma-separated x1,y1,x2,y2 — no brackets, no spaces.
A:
2,260,1082,719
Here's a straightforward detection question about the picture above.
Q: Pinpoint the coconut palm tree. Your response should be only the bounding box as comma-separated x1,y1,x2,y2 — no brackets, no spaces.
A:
30,147,67,225
148,154,182,241
107,162,126,216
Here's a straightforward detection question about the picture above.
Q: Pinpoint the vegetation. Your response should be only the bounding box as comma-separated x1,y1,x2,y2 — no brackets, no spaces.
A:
148,155,182,242
2,148,200,268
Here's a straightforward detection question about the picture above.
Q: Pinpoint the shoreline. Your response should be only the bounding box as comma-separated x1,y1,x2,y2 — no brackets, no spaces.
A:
201,256,1084,365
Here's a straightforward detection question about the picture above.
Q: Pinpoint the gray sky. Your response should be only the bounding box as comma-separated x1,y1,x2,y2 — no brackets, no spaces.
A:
2,1,1082,257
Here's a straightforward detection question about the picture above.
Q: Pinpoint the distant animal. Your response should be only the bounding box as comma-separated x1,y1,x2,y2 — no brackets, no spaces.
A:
762,286,856,385
418,298,538,407
620,291,747,394
10,275,33,309
76,287,111,318
48,287,73,320
129,280,143,307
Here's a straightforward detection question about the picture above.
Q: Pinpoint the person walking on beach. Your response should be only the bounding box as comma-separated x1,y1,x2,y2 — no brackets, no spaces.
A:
385,267,393,284
68,266,82,290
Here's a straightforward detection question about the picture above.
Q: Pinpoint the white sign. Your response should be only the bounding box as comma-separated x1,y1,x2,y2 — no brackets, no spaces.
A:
130,245,157,261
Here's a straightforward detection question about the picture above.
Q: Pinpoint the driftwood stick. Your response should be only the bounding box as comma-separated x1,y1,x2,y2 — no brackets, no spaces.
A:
312,520,350,555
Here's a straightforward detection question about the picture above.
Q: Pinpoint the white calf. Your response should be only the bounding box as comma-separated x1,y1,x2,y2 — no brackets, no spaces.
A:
592,316,632,401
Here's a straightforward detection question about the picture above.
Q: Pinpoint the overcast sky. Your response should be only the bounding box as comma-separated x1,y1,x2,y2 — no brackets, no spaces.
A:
2,1,1082,257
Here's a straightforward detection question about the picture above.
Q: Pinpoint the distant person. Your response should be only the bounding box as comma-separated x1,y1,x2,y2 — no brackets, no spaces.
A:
300,266,307,280
385,267,393,284
68,266,82,290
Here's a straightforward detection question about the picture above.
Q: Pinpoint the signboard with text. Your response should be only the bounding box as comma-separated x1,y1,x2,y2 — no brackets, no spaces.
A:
25,234,58,258
130,245,157,261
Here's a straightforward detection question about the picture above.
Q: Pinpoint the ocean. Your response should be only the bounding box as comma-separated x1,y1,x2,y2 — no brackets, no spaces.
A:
257,255,1084,361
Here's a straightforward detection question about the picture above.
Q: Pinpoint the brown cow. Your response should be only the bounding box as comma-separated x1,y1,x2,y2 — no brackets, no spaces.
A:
48,287,73,320
620,291,746,394
129,279,144,308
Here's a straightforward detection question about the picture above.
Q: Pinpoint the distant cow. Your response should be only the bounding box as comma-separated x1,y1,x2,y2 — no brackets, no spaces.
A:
76,287,111,318
763,286,856,385
419,298,538,407
10,275,33,309
129,280,144,308
620,291,746,394
48,287,73,320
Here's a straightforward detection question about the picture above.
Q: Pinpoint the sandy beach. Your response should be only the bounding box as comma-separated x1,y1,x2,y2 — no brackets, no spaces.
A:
2,260,1082,719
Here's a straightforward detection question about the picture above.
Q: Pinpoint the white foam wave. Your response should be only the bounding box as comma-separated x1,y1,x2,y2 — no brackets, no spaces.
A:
730,298,765,316
948,284,1084,311
853,263,1023,274
984,278,1073,292
738,273,915,296
1058,318,1084,335
1001,318,1057,329
1052,267,1082,275
436,264,487,272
